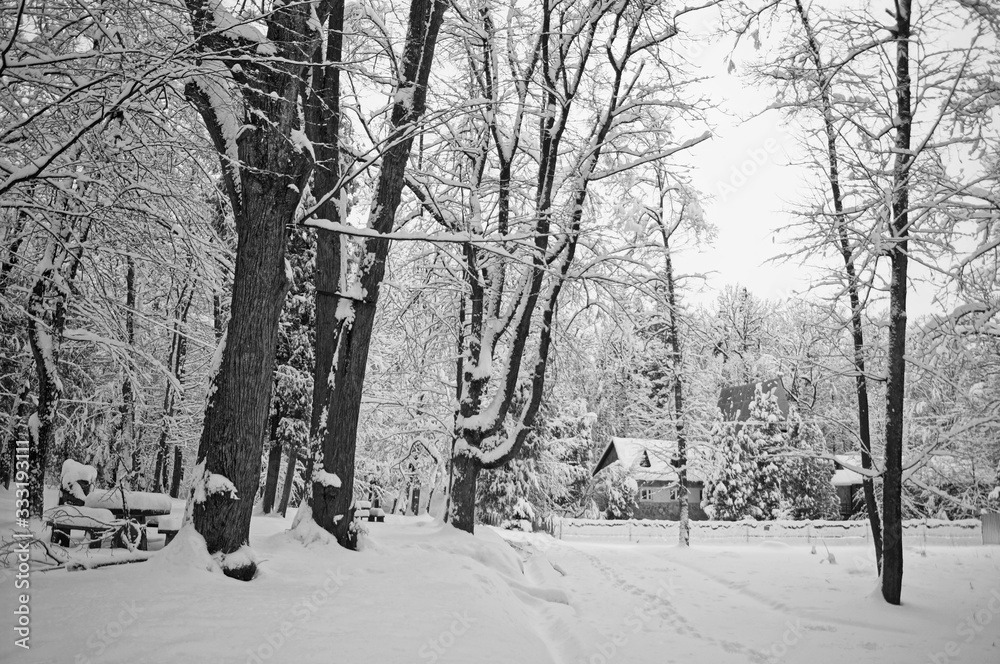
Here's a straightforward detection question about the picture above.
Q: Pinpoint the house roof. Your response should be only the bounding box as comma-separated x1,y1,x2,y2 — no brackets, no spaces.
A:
717,378,789,425
592,437,709,484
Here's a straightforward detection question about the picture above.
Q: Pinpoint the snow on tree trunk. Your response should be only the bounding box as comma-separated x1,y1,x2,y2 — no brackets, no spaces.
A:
307,0,448,548
184,0,318,579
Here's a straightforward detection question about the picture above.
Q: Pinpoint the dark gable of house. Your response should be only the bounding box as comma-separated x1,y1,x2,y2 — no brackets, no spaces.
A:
717,377,790,426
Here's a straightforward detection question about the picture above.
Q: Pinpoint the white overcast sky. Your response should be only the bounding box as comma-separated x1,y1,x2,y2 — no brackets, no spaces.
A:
669,4,948,318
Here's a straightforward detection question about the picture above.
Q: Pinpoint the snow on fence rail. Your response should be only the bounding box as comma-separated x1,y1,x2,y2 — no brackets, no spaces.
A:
554,517,985,546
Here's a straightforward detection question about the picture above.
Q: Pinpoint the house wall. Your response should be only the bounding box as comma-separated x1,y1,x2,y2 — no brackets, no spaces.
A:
636,481,708,521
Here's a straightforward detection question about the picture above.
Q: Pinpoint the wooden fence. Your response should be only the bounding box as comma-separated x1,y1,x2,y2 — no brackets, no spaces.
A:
555,516,990,546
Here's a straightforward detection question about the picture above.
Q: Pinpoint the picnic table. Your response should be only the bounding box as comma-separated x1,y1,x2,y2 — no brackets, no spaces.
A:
82,490,174,550
83,489,173,523
43,506,117,549
51,459,176,551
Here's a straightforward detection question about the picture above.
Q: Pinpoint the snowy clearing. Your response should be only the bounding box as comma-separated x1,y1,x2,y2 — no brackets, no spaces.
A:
1,488,998,664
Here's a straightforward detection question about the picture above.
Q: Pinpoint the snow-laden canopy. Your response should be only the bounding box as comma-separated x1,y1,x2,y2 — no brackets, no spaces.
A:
591,437,709,484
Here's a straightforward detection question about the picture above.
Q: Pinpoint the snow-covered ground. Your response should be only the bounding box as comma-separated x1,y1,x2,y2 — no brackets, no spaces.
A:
2,486,998,664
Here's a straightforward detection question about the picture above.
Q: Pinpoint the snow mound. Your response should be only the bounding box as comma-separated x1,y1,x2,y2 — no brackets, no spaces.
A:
213,545,258,577
146,526,221,575
288,503,338,547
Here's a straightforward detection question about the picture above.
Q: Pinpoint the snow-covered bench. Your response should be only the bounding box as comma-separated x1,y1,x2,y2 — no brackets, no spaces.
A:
147,514,182,546
353,501,385,523
44,506,117,549
81,490,173,551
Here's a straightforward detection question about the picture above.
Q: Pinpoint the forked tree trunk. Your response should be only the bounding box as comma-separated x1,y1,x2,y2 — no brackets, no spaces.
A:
308,0,448,547
185,0,317,579
882,0,912,606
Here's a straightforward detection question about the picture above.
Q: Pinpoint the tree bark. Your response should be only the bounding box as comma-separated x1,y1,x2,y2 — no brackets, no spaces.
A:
658,222,689,547
882,0,912,606
449,452,480,534
791,0,883,570
154,282,193,493
278,446,298,517
308,0,448,547
25,214,89,516
191,184,296,579
261,408,282,513
184,0,317,579
117,255,137,487
170,445,183,498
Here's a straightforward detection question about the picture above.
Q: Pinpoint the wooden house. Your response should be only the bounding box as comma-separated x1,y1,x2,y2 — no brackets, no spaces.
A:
592,437,710,520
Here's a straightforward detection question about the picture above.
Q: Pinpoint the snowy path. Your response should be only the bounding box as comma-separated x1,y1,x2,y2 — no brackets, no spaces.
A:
1,488,997,664
511,536,1000,664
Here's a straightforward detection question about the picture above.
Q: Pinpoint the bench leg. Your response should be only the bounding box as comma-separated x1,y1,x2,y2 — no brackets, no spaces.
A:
51,526,70,547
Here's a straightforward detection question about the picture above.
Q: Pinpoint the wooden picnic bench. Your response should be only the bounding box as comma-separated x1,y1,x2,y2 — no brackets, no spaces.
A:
353,501,386,523
146,515,182,545
82,490,174,551
44,506,117,549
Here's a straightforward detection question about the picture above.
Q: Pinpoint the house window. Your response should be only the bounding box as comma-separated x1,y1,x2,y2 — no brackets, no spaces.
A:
639,488,653,502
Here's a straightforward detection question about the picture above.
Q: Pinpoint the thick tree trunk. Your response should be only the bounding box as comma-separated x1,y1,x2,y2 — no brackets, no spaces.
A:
448,452,480,534
261,409,282,513
192,186,294,580
882,0,912,606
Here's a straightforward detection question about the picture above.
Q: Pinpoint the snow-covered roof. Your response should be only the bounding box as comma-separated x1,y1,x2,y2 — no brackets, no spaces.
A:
592,437,709,484
832,454,883,487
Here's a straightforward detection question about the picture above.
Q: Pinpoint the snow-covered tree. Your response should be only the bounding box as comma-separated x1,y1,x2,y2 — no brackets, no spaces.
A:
710,384,786,520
